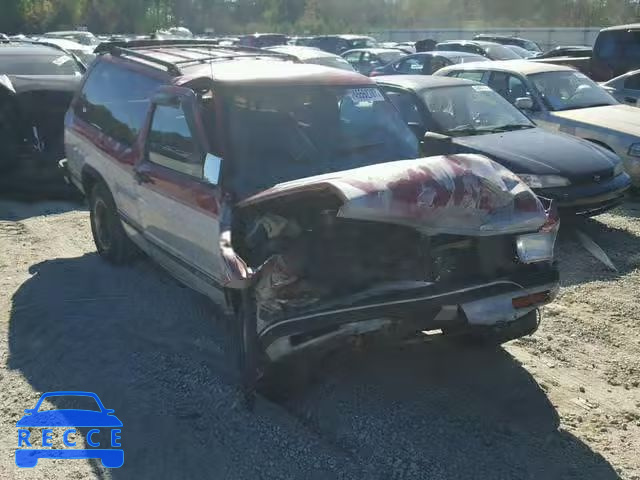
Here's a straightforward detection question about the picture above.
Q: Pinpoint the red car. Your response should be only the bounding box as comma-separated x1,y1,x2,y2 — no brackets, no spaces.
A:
63,40,559,396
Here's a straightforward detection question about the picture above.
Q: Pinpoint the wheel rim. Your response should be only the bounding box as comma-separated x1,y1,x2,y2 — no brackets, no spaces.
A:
94,198,112,251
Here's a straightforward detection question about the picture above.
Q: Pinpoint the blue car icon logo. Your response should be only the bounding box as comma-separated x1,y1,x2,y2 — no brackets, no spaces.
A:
15,391,123,468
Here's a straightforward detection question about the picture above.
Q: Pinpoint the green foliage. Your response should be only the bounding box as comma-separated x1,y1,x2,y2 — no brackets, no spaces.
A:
0,0,639,34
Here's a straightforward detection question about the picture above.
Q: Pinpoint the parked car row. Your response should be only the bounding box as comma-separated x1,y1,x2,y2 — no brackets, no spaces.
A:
60,39,561,394
3,34,638,393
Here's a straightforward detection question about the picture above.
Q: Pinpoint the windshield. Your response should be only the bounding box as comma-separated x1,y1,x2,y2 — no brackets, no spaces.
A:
0,54,82,75
308,56,355,71
529,71,617,111
485,44,521,60
522,40,542,52
225,85,419,197
422,85,534,136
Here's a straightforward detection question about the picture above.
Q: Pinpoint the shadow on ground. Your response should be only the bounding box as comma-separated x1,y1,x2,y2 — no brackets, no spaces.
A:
0,198,84,222
8,254,620,479
556,213,640,288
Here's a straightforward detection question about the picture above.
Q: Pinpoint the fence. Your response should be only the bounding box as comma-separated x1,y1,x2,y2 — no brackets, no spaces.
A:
370,27,602,51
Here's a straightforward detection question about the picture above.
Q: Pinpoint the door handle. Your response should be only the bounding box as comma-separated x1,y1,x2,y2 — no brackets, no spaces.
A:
134,170,154,185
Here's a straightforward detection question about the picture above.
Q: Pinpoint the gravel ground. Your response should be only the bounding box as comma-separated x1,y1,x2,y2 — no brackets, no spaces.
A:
1,198,639,480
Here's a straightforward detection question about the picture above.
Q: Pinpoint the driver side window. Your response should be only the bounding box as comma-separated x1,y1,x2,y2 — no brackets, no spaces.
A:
147,104,203,177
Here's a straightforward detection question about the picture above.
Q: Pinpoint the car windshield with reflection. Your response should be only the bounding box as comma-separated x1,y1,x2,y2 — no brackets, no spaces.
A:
422,84,534,136
529,71,618,111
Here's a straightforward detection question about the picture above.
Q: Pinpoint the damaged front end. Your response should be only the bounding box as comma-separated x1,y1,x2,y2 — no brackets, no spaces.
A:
224,154,559,361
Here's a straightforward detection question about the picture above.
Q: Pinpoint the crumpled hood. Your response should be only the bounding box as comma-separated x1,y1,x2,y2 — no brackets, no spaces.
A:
453,128,619,177
551,104,640,137
239,154,548,236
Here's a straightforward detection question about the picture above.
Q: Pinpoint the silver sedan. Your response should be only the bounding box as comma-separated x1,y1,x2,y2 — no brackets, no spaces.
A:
435,60,640,186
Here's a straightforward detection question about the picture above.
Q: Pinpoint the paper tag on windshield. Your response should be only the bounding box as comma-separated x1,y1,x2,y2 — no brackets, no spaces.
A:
472,85,492,92
347,88,385,103
52,55,72,66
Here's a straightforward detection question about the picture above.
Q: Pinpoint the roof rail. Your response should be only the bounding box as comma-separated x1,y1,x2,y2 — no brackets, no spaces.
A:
95,39,298,75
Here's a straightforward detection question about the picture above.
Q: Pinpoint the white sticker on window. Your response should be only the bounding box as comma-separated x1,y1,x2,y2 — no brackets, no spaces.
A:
347,88,385,103
472,85,491,92
52,55,72,66
410,63,422,70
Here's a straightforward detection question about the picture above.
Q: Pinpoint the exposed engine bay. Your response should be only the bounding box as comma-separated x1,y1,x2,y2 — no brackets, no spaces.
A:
236,204,520,329
223,154,556,332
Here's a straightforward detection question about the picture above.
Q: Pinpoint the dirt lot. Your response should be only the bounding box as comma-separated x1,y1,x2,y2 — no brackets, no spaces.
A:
1,198,639,480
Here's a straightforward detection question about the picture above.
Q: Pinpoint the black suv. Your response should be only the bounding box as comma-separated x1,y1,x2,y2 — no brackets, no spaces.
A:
0,41,84,193
592,24,640,81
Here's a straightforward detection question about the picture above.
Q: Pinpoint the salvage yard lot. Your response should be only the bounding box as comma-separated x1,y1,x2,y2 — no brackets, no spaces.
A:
1,198,639,480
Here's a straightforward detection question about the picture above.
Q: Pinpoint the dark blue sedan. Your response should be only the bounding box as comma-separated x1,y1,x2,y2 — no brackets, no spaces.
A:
370,51,488,77
376,75,631,216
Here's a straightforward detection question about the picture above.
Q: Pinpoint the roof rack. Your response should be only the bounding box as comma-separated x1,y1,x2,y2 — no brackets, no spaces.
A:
95,39,298,75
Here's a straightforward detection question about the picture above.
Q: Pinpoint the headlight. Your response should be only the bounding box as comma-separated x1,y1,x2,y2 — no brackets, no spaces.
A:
518,174,571,188
613,161,625,176
517,215,560,264
628,143,640,157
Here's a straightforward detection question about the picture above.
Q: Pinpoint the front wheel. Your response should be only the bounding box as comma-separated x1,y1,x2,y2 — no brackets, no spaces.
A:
89,182,137,265
233,289,259,409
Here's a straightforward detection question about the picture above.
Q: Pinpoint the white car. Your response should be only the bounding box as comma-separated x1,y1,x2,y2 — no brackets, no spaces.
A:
34,37,96,65
266,45,355,71
436,60,640,186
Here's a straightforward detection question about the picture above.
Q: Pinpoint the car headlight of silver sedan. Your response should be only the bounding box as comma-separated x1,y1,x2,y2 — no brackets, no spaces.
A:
518,174,571,188
628,143,640,157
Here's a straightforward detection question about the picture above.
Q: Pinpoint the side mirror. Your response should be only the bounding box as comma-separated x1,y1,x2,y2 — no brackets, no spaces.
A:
151,91,180,107
203,153,222,185
515,96,534,111
423,131,451,142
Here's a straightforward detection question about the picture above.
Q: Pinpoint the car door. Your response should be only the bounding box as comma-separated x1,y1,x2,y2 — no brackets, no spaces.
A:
135,86,225,293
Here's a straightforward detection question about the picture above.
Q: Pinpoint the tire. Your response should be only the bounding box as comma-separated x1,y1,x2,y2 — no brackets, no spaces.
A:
233,289,259,410
89,182,137,265
444,309,540,347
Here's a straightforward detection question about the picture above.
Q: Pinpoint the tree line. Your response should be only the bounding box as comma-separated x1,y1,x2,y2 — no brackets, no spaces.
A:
2,0,639,35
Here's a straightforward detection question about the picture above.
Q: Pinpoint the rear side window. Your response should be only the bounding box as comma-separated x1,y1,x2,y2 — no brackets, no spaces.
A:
75,60,164,146
456,71,486,83
624,73,640,90
397,56,428,74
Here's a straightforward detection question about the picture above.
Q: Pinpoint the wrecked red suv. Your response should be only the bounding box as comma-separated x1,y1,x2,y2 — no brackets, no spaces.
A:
63,40,560,391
